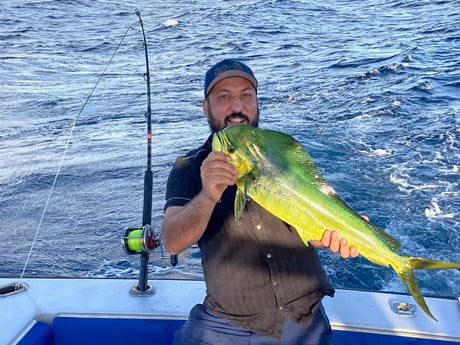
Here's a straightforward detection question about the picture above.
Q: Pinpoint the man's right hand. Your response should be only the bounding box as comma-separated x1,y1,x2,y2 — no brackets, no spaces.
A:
200,151,237,203
162,152,237,255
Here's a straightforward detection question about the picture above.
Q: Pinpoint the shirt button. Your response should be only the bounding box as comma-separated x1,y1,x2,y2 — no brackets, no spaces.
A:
273,281,278,286
256,224,262,230
266,253,272,259
279,306,284,311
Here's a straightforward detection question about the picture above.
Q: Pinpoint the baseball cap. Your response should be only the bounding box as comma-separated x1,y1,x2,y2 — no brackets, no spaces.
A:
204,59,258,97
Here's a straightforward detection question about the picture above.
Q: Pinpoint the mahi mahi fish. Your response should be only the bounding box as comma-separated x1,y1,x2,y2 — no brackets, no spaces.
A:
212,124,460,321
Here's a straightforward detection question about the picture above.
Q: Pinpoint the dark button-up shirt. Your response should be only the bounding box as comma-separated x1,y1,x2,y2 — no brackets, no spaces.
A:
164,134,334,338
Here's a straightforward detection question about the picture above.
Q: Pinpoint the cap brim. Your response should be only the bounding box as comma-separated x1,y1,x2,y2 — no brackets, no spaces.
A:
206,70,258,96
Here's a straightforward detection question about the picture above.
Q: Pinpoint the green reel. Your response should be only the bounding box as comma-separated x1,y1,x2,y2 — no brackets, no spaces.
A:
121,225,159,255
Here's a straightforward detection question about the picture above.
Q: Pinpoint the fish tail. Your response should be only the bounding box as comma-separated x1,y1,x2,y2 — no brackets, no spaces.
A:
395,268,437,320
408,257,460,270
395,257,460,321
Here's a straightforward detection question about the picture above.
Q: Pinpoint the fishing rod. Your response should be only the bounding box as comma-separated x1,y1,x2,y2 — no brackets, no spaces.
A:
135,8,178,268
136,8,155,293
136,8,153,232
121,9,160,295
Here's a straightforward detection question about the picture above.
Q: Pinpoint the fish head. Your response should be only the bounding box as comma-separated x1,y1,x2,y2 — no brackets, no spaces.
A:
212,125,259,179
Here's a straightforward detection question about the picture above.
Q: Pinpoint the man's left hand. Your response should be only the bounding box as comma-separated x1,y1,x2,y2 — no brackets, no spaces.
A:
310,230,359,258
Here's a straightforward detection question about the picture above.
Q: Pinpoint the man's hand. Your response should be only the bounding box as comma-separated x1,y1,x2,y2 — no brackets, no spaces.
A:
200,152,236,203
309,216,369,258
310,230,359,258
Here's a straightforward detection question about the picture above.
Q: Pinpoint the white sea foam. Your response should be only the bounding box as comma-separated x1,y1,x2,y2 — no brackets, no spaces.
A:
424,199,456,219
390,172,411,188
372,148,392,156
162,19,179,27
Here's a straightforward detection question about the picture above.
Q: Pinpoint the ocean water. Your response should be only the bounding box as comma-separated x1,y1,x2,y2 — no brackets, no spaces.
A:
1,0,459,299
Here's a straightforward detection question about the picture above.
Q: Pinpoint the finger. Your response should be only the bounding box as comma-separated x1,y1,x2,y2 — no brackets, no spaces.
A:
339,238,350,258
202,154,236,181
320,230,332,248
309,239,323,248
207,151,232,161
328,231,340,253
349,246,359,258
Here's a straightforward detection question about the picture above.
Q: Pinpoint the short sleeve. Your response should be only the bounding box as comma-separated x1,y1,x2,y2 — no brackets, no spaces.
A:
164,155,201,210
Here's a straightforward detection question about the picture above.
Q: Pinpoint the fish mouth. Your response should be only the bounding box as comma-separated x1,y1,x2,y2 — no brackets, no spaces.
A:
213,130,225,152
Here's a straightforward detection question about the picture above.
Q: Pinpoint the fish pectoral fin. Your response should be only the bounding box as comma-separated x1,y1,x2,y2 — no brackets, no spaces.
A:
234,188,249,225
233,167,258,225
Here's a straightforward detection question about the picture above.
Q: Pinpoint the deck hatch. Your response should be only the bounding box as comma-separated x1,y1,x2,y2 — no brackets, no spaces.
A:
0,282,28,297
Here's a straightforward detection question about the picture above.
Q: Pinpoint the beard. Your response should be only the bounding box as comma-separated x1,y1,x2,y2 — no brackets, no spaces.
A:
206,107,260,132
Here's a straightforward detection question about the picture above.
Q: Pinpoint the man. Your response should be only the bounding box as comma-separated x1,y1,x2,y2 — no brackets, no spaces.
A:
161,59,358,344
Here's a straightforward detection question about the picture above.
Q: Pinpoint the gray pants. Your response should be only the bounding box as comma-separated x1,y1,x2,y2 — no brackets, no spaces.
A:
173,303,331,345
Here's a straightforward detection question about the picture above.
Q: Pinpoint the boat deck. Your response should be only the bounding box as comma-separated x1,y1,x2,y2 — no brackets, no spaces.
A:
2,278,459,344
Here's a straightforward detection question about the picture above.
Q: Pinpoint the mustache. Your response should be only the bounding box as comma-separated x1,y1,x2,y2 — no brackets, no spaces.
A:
225,112,250,122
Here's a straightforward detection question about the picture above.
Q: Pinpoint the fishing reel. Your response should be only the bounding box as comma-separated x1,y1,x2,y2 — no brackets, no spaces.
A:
121,225,160,255
121,225,161,296
122,226,177,266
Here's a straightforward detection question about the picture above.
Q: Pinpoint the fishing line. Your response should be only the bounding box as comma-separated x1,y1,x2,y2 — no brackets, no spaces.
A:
19,23,137,280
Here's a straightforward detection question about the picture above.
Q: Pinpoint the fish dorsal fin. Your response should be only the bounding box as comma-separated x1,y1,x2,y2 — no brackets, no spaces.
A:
368,223,401,252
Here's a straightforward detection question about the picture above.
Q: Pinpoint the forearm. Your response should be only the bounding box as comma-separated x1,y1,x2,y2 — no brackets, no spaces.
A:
161,191,217,255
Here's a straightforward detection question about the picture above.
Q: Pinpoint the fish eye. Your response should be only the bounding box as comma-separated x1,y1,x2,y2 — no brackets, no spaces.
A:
228,145,236,153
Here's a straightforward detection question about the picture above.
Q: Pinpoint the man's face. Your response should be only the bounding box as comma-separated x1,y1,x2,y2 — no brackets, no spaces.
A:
203,76,259,132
